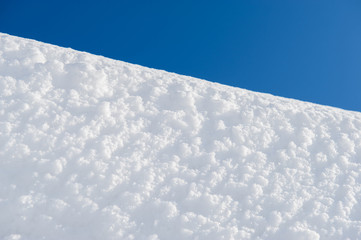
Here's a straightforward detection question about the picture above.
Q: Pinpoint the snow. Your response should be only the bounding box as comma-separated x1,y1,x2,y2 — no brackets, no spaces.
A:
1,33,361,239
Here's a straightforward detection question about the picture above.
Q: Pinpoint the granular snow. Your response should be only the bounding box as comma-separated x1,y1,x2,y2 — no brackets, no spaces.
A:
1,33,361,239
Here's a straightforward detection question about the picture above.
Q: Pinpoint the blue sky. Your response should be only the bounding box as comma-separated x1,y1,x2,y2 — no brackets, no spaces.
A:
1,0,361,112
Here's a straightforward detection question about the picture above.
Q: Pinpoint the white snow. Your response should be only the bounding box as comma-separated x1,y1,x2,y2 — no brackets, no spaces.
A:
1,33,361,239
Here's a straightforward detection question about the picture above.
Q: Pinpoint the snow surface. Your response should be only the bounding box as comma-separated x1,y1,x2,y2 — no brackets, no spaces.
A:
1,33,361,240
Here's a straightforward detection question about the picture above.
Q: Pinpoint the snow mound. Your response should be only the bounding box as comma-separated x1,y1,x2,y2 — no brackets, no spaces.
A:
1,33,361,240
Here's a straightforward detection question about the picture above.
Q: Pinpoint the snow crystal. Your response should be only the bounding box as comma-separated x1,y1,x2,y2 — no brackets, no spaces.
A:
1,33,361,239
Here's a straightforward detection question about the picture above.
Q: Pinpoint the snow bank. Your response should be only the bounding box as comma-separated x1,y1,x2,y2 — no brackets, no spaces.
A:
1,33,361,239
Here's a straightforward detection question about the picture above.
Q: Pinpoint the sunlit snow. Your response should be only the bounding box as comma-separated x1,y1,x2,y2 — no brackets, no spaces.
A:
1,33,361,239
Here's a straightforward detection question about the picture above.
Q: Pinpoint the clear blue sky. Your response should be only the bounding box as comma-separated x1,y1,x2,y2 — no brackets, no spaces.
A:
1,0,361,112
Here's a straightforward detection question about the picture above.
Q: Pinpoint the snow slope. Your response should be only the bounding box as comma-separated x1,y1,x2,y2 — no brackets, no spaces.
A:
1,33,361,240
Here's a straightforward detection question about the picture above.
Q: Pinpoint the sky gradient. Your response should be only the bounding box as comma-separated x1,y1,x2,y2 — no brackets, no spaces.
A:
1,0,361,112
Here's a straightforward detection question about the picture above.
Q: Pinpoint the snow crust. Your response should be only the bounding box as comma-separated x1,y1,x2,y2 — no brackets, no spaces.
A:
1,33,361,239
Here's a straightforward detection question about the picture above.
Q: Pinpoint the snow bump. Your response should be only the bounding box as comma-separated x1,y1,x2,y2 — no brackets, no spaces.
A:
1,33,361,239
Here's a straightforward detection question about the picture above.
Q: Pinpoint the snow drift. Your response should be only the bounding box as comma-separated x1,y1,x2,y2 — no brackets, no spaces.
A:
1,33,361,240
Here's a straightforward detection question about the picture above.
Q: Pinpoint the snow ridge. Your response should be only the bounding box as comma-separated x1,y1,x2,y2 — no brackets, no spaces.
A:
1,33,361,240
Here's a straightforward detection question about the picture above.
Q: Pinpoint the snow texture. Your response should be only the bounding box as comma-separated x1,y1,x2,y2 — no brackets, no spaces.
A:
1,33,361,240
